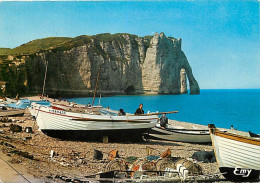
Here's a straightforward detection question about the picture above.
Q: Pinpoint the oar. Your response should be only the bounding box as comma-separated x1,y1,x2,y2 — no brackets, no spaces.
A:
133,111,179,116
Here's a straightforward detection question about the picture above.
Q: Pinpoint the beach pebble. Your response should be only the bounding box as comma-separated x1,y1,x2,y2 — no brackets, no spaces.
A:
0,110,221,181
191,151,216,163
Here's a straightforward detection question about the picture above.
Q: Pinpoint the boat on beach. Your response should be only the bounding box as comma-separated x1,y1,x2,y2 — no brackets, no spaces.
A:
7,98,50,109
0,105,25,117
208,124,260,181
30,104,158,141
5,97,17,104
52,102,102,113
146,124,211,143
29,101,102,118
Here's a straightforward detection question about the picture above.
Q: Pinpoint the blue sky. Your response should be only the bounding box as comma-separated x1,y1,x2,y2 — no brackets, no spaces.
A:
0,0,259,89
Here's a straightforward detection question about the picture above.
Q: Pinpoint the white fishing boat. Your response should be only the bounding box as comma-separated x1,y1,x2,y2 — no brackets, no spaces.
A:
30,102,102,118
5,97,17,104
0,105,25,117
51,102,102,114
147,124,211,143
208,124,260,181
30,104,158,141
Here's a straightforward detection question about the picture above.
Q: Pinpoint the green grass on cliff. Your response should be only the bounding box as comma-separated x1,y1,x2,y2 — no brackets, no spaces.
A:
0,37,73,56
93,33,138,45
52,35,92,52
0,48,12,55
10,37,73,55
1,33,153,56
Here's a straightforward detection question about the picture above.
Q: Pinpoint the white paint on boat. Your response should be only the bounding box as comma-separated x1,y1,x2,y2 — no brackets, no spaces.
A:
31,104,158,131
148,126,211,143
210,131,260,170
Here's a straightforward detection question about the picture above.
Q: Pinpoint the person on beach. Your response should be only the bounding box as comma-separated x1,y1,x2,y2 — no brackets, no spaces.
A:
118,109,126,116
16,93,19,101
69,102,76,107
160,114,168,129
135,103,144,115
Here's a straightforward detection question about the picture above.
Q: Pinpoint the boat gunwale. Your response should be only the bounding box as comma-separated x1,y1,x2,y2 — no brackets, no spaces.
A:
35,108,158,123
153,126,210,135
208,124,260,146
0,108,25,117
51,102,102,109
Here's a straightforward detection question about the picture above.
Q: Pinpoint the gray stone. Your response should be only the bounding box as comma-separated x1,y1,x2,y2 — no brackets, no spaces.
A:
191,151,216,163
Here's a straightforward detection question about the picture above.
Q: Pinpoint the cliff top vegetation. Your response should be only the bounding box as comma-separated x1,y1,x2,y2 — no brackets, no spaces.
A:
0,48,12,55
0,33,155,56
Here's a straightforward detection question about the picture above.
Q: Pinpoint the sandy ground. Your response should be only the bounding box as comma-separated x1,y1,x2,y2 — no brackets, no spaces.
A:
0,97,224,182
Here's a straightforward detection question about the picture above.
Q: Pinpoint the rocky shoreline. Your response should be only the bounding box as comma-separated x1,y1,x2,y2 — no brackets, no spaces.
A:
0,97,227,182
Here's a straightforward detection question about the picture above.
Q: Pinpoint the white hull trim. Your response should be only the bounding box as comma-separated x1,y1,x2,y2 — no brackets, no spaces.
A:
35,108,157,131
208,124,260,181
31,104,158,141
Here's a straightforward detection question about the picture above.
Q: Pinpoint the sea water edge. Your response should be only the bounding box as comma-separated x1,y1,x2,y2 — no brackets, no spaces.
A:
67,89,260,134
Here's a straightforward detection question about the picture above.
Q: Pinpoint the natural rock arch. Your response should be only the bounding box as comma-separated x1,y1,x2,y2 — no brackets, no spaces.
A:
180,68,188,94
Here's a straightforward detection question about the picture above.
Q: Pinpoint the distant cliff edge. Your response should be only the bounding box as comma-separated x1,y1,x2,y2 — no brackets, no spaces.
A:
0,32,200,97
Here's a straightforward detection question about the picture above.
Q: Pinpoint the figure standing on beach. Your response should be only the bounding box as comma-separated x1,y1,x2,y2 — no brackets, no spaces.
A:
118,109,126,116
135,103,144,115
16,93,19,101
160,114,168,129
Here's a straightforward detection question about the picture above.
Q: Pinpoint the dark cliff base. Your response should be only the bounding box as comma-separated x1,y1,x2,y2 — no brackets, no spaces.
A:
25,90,198,99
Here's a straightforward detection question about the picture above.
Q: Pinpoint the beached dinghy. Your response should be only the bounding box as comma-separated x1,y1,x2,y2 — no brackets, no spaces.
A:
146,124,211,143
208,124,260,181
0,105,25,117
5,97,17,104
7,98,50,109
30,104,158,141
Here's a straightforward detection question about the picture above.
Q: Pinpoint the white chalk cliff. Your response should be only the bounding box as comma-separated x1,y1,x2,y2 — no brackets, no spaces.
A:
26,32,200,96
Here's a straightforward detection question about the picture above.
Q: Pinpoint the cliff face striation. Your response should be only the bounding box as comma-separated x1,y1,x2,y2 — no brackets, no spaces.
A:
142,33,199,94
0,32,200,97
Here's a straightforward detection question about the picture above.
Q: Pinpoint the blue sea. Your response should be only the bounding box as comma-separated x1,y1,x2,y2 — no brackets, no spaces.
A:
67,89,260,134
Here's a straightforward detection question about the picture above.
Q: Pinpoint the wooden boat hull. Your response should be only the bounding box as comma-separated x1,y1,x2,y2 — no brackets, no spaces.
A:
28,107,36,117
32,104,158,142
208,124,260,181
147,126,211,143
0,109,25,117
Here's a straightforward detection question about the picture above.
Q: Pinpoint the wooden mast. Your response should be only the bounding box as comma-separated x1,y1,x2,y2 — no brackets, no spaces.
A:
42,60,48,99
92,67,100,106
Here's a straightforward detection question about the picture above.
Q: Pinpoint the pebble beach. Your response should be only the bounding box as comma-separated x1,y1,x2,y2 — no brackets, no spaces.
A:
0,96,225,182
